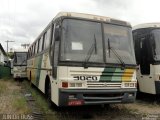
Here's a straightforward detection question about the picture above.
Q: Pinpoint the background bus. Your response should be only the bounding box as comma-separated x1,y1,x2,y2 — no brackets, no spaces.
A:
27,12,137,107
133,23,160,94
13,50,28,79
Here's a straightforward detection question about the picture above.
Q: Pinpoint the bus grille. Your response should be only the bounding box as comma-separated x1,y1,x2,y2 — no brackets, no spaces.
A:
87,82,121,89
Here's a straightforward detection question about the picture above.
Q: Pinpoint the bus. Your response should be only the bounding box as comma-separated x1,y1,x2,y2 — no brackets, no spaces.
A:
27,12,137,107
13,50,28,79
133,23,160,94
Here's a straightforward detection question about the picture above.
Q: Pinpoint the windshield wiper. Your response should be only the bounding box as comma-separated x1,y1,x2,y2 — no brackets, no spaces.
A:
20,59,27,66
83,34,97,68
108,39,125,69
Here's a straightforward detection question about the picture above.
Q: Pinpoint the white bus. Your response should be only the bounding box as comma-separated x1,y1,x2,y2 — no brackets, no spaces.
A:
13,50,28,79
27,12,137,107
133,23,160,94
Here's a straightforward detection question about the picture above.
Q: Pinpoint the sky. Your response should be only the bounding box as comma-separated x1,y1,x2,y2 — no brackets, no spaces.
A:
0,0,160,52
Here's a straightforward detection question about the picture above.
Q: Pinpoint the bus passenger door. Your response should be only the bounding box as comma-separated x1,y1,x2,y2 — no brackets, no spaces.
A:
139,35,152,75
49,23,61,105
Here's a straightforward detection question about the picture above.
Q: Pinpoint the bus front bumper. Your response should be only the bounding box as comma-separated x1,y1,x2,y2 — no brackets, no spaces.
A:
58,88,137,106
13,72,27,79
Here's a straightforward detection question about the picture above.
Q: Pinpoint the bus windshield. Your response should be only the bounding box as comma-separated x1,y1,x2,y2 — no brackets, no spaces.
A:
152,29,160,61
104,24,136,65
14,52,27,66
61,19,136,65
61,19,103,63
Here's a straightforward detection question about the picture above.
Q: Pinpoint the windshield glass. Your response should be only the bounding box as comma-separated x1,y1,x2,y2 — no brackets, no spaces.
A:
14,52,27,65
61,19,104,63
103,24,136,64
152,29,160,61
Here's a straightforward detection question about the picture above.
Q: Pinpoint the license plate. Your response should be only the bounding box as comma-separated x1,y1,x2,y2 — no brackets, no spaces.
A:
68,100,84,106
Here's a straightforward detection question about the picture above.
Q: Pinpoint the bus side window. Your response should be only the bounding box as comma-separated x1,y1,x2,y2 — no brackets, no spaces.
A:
14,53,17,63
51,24,55,45
35,41,38,54
37,39,40,53
38,37,43,52
31,46,33,57
44,28,51,50
33,44,36,56
27,49,30,59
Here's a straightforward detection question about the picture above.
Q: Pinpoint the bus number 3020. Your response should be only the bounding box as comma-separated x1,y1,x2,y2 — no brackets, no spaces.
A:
73,76,98,81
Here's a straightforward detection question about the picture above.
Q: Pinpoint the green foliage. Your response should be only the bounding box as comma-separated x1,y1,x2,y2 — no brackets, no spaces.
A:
7,52,14,59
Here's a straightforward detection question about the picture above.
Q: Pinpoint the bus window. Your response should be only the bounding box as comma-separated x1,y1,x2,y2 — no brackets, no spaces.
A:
51,24,55,45
139,36,150,75
35,41,39,54
33,44,36,55
38,37,43,52
31,46,33,57
28,49,30,58
44,28,51,49
14,52,27,66
13,52,27,79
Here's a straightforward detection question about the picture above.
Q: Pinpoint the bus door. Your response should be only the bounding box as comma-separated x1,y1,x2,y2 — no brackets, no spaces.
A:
138,34,153,75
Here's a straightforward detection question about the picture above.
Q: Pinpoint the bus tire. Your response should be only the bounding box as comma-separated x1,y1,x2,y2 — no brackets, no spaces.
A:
45,78,52,108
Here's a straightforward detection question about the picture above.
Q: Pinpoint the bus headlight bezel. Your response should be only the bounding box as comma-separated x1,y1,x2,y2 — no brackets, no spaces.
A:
121,82,137,88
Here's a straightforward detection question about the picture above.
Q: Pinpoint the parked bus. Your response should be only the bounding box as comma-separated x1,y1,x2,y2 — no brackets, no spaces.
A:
13,50,28,79
133,23,160,94
27,12,137,107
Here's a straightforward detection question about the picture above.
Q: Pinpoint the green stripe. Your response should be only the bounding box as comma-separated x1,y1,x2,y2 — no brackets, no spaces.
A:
100,68,116,82
100,67,125,82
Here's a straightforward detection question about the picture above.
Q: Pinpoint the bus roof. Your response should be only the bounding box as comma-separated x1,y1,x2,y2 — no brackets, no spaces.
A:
53,12,131,26
28,12,132,49
133,23,160,30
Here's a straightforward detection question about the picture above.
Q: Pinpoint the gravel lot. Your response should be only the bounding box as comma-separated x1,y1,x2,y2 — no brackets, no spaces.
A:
0,78,160,120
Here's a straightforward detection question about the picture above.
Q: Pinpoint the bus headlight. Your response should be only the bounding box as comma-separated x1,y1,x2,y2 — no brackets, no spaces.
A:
130,83,135,87
62,82,68,88
122,82,136,88
124,83,129,87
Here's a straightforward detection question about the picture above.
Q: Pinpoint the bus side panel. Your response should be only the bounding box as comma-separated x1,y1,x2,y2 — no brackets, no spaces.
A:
137,64,156,94
154,65,160,94
37,70,47,93
27,58,32,80
50,76,59,106
37,51,59,105
38,51,51,93
31,58,36,85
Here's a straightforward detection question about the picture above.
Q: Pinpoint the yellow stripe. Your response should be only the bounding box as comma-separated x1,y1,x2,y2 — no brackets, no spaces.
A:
122,69,135,82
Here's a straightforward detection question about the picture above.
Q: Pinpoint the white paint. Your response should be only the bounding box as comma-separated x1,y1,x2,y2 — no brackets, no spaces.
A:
136,64,160,94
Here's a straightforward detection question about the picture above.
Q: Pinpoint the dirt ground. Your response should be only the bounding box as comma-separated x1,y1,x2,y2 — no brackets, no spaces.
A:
0,78,160,120
0,78,30,114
